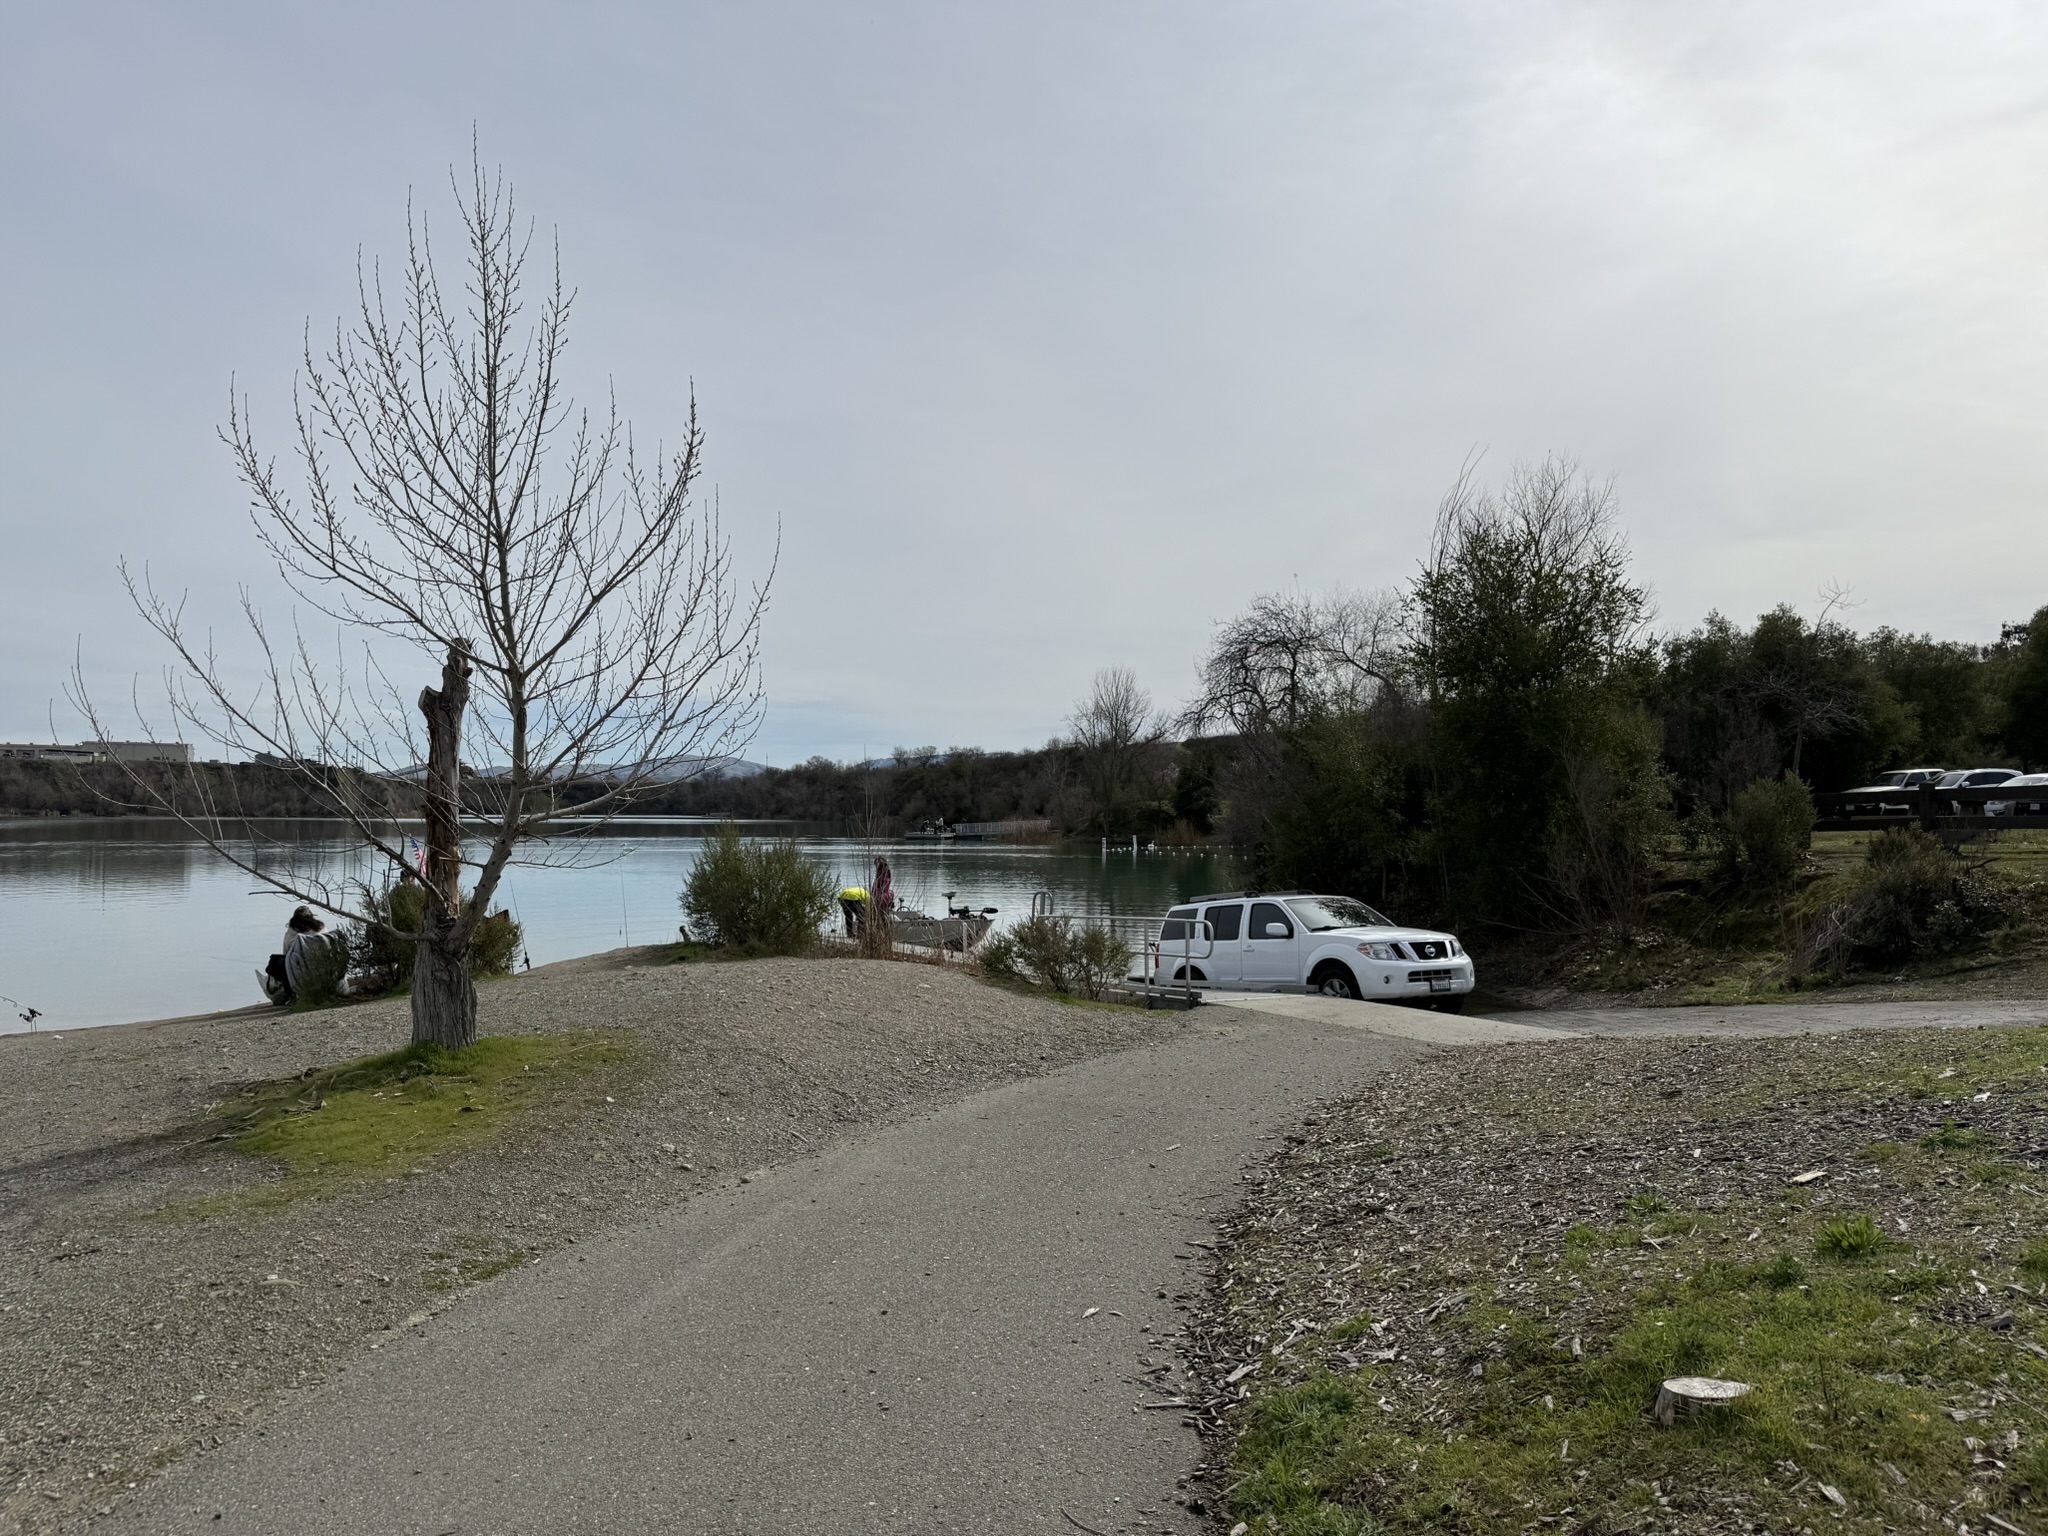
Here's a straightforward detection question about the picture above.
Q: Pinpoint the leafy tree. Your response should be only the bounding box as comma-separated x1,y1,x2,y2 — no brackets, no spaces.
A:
1410,458,1663,929
1867,628,1997,766
2004,607,2048,771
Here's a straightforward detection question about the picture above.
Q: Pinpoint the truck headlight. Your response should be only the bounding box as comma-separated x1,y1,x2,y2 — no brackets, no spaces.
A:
1358,942,1399,961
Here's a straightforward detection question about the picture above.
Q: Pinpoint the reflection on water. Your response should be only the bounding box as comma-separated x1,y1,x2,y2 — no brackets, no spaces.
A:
0,819,1241,1032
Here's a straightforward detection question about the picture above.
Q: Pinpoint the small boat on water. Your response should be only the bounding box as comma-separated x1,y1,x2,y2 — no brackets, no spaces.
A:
886,892,998,952
887,911,992,951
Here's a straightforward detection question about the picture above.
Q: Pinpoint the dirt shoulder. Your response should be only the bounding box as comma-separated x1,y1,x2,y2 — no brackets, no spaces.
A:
0,955,1185,1535
1186,1019,2048,1534
1479,942,2048,1014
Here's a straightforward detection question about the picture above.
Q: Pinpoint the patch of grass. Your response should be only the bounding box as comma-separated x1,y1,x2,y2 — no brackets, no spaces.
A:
1226,1223,2007,1536
1217,1016,2048,1535
1741,1251,1806,1289
169,1032,633,1217
1815,1212,1887,1260
1922,1118,1996,1153
2023,1239,2048,1283
1882,1027,2048,1099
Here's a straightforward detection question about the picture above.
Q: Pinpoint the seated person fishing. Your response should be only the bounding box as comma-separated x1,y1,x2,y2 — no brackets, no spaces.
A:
258,905,344,1005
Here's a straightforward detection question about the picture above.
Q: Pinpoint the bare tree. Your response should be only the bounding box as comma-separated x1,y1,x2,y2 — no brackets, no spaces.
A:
76,154,770,1049
1180,587,1404,750
1067,667,1164,833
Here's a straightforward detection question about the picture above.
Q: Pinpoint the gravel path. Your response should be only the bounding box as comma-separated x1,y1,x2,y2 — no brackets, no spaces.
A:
0,956,1187,1536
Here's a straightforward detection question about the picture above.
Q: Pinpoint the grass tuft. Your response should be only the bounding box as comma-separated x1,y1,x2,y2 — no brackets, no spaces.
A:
166,1032,633,1217
1814,1212,1887,1261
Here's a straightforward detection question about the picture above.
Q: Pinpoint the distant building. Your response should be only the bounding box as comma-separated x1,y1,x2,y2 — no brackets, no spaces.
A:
0,740,193,765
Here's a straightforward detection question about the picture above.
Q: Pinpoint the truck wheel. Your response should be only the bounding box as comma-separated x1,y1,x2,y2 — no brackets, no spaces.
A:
1311,964,1361,1000
1170,965,1207,983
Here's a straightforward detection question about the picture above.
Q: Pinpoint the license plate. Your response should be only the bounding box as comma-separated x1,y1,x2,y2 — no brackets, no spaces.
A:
1429,976,1455,993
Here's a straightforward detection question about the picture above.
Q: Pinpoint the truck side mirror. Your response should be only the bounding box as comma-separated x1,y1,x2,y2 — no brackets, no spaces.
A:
1264,922,1289,938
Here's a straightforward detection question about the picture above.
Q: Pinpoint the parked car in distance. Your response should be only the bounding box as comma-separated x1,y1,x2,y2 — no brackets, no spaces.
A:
1137,892,1475,1011
1989,773,2048,816
1838,767,1947,814
1936,768,2021,814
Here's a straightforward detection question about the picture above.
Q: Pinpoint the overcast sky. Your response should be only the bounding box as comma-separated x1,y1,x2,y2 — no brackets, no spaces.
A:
4,1,2044,764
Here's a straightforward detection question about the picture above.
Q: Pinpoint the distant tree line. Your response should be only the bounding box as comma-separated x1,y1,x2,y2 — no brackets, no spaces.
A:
617,744,1089,831
0,758,408,819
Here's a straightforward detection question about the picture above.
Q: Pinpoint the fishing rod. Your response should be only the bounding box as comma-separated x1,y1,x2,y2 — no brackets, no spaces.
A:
1,992,43,1032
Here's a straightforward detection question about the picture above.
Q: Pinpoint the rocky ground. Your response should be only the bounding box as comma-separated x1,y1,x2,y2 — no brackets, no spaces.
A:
1183,1018,2048,1535
0,953,1185,1535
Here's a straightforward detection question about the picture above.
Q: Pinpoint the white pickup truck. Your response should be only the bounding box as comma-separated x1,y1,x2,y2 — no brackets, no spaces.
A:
1136,891,1476,1012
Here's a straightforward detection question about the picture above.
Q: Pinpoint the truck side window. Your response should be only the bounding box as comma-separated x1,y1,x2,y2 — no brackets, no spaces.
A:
1249,901,1292,939
1159,906,1197,942
1204,903,1243,941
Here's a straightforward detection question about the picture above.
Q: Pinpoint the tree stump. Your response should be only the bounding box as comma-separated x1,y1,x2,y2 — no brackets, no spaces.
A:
1653,1376,1752,1427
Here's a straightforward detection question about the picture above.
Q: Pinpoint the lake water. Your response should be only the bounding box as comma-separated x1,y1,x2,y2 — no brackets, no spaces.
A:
0,819,1243,1032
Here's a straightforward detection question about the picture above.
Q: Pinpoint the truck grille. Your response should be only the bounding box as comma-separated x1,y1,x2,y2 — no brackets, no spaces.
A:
1408,940,1448,960
1408,969,1456,984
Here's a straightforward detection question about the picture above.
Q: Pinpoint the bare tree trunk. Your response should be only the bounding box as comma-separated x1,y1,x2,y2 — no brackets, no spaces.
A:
414,644,476,1049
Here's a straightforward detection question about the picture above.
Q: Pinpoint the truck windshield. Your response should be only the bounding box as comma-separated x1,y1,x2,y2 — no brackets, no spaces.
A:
1286,896,1393,931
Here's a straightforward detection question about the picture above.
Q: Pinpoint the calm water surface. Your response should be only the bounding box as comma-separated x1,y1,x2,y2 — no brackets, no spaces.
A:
0,819,1242,1032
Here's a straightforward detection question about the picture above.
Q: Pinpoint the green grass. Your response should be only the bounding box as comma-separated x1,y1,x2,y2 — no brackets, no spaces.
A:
1228,1228,2031,1535
167,1032,633,1216
1814,1212,1887,1260
1221,1024,2048,1534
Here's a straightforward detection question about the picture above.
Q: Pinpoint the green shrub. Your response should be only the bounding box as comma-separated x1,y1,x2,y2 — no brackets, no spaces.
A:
679,822,835,954
347,881,524,995
975,929,1023,983
1009,915,1080,993
1794,828,2019,977
1718,773,1815,890
983,915,1131,1000
1815,1212,1887,1261
1070,924,1133,1000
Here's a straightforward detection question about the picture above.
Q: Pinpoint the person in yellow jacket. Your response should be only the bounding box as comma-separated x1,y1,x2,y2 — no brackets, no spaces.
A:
838,884,869,936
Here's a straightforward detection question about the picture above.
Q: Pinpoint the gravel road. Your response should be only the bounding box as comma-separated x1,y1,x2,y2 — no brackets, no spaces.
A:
0,956,1191,1535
